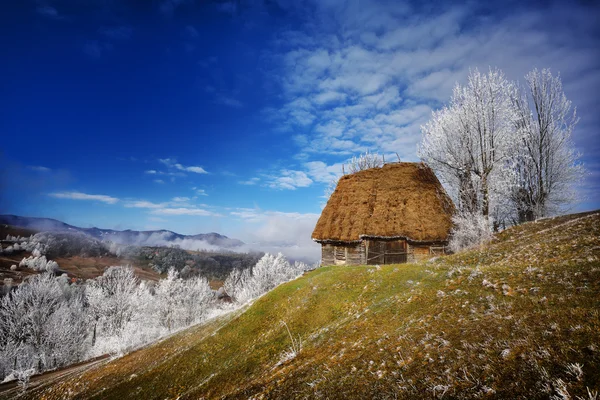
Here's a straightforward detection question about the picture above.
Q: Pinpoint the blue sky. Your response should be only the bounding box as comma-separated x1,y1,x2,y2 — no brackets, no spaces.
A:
1,0,599,261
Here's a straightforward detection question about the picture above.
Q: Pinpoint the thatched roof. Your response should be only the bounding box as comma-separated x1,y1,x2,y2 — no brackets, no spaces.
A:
312,162,454,243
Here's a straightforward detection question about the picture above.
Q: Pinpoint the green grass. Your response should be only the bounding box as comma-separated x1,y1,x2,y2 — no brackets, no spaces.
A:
13,211,600,399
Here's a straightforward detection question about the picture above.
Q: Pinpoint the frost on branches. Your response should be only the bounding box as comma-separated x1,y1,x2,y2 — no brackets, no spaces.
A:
19,255,59,273
346,151,384,175
0,266,218,381
448,212,494,253
510,68,583,222
0,253,304,383
419,67,584,246
224,253,308,304
419,68,517,222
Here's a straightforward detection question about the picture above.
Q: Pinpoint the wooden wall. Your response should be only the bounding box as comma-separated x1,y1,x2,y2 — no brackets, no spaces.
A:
365,239,407,265
321,244,335,265
320,243,365,266
321,241,447,265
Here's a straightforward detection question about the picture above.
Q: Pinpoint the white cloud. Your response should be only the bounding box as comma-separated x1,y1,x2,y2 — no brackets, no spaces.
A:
145,170,157,174
49,191,119,204
264,1,600,207
159,158,208,174
304,161,344,184
239,177,260,185
154,179,165,184
267,170,313,190
150,207,219,216
172,196,190,202
124,200,164,209
185,166,208,174
231,209,321,263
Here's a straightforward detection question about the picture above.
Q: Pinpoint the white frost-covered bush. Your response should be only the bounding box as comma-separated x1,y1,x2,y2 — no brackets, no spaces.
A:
448,212,494,253
19,256,60,273
224,253,308,304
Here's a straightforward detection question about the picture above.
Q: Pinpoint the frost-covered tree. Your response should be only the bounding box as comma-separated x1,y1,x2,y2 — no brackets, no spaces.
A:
0,274,88,379
419,68,517,222
224,253,307,304
19,255,59,273
510,68,583,222
86,266,138,340
155,269,213,332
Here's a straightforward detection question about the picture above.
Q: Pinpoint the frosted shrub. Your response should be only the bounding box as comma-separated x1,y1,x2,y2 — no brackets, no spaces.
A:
346,150,384,174
449,212,494,253
19,255,60,273
224,253,308,304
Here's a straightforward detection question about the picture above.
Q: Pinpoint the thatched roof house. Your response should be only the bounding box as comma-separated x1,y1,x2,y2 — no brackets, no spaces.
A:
312,162,454,265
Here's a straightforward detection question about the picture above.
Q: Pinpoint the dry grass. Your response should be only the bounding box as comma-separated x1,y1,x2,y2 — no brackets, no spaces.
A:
312,162,454,242
8,211,600,399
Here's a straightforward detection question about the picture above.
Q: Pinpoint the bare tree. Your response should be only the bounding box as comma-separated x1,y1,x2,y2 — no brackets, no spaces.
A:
510,68,582,222
419,68,517,222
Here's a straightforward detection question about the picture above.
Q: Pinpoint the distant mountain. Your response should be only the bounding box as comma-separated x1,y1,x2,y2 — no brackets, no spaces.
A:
0,214,244,248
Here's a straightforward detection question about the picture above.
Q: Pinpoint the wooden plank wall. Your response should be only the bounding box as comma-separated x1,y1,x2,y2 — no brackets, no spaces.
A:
408,244,431,262
345,243,365,265
321,244,335,265
366,239,408,264
322,241,445,265
320,243,365,265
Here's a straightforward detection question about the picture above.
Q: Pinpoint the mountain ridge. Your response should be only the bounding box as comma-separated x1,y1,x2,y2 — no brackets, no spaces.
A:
0,214,244,248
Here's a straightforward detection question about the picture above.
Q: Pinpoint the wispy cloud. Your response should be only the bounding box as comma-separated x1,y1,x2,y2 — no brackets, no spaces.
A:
99,26,133,40
154,179,165,184
124,200,164,209
266,170,313,190
172,196,190,202
49,191,119,204
185,25,199,38
216,2,237,14
28,166,51,172
239,177,260,185
150,207,219,216
260,1,599,204
214,94,244,108
83,40,108,59
159,0,188,16
159,158,208,174
36,5,66,20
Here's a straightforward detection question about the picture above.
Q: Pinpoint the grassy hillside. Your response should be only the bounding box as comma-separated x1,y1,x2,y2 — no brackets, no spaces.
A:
11,211,600,399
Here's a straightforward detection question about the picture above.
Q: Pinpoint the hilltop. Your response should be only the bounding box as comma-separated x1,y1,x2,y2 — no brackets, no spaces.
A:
7,211,600,399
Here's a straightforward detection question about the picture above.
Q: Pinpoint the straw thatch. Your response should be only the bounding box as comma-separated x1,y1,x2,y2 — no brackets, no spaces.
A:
312,162,454,243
